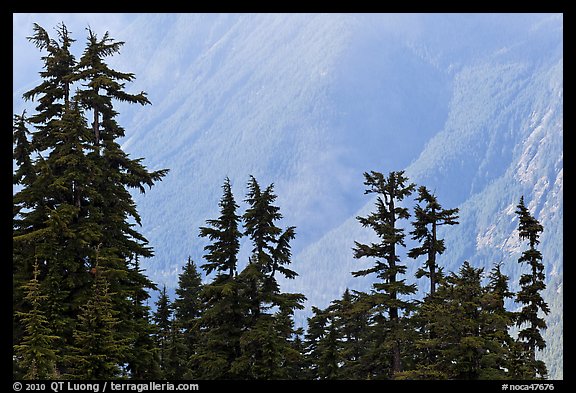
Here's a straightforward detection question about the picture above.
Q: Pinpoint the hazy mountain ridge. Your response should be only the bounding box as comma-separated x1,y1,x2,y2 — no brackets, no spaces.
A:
284,16,562,377
13,13,562,379
124,14,562,378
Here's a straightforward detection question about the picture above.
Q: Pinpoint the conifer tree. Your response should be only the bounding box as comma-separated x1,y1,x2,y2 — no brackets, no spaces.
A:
289,328,310,379
12,112,36,192
23,23,76,142
305,306,333,379
514,196,549,379
13,23,168,377
331,289,372,379
13,112,38,355
352,170,416,377
427,261,518,380
199,178,242,277
124,256,162,379
153,285,172,377
172,256,203,375
432,261,485,379
13,24,84,353
405,186,458,378
305,289,373,380
73,28,150,148
408,185,459,295
13,260,60,380
14,99,101,360
232,176,305,379
165,315,188,380
241,176,301,320
190,178,243,379
305,306,341,379
480,263,516,379
72,29,168,373
67,259,126,379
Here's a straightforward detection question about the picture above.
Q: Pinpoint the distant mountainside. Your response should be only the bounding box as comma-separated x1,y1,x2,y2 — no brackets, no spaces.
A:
286,14,563,378
13,13,563,378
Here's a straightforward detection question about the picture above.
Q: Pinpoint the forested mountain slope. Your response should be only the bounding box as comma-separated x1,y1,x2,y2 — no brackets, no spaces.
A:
13,13,562,378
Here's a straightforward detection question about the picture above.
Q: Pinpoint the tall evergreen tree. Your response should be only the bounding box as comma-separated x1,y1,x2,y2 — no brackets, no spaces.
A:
72,29,168,374
405,186,458,378
331,289,372,379
241,176,300,320
305,289,372,380
401,295,450,380
13,112,38,355
426,261,516,380
172,256,203,377
14,99,101,363
289,327,309,379
13,23,168,377
164,315,188,380
124,256,162,379
305,306,341,379
479,263,516,379
153,285,172,378
352,170,416,377
190,178,243,379
199,178,242,277
232,176,305,379
23,23,76,142
73,28,150,148
274,310,307,380
513,196,549,379
67,258,126,379
13,260,60,380
13,24,84,356
408,185,459,295
432,261,486,380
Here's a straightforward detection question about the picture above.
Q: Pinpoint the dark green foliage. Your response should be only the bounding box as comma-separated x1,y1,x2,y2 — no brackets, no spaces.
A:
23,23,76,136
172,256,203,377
153,285,172,377
513,196,549,379
190,272,243,379
341,172,546,380
403,186,459,377
407,261,517,380
232,312,303,379
305,306,341,379
243,176,299,283
67,263,127,379
232,176,305,379
13,112,36,189
352,170,416,377
199,178,241,277
73,28,150,147
191,180,243,379
13,23,168,379
427,262,490,379
190,176,305,379
305,289,373,380
123,257,161,379
288,328,309,379
479,263,516,379
409,185,459,295
330,289,372,379
164,316,188,380
13,261,60,380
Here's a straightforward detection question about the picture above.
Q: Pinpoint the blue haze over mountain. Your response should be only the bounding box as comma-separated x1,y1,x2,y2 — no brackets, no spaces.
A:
13,13,563,378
